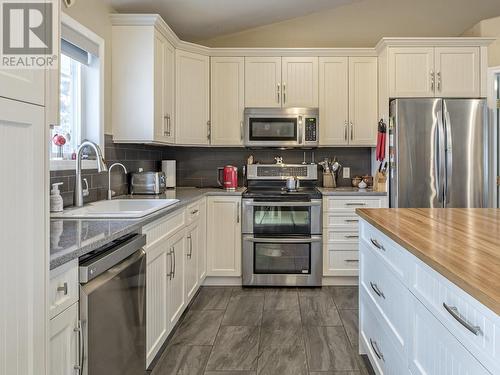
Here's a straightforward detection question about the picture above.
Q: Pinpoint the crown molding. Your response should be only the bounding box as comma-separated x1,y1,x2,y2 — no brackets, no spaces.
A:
375,37,496,53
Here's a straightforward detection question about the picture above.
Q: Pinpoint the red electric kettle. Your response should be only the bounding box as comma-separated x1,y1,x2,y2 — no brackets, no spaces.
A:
217,165,238,191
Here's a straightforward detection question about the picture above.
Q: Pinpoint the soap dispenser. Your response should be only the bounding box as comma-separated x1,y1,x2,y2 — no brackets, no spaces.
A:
50,182,64,212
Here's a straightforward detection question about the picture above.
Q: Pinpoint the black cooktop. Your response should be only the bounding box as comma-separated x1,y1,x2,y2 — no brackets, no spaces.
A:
243,186,322,200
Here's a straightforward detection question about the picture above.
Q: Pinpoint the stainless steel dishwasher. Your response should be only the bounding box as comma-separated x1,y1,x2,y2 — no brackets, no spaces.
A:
79,233,146,375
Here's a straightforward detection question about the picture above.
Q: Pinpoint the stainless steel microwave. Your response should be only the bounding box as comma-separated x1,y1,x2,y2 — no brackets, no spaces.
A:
244,108,319,148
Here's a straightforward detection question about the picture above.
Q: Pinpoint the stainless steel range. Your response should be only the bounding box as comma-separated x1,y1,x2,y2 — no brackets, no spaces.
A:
242,163,322,287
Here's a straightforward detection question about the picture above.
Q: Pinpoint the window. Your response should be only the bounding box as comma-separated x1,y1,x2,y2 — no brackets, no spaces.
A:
50,15,104,169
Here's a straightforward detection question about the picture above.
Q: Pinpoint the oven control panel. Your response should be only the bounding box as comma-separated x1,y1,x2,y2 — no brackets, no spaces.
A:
304,118,318,142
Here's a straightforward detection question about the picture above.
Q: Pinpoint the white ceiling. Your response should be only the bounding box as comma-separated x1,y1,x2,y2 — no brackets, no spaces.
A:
107,0,359,41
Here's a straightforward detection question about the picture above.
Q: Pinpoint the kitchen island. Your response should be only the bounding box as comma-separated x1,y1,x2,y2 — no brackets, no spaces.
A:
356,208,500,375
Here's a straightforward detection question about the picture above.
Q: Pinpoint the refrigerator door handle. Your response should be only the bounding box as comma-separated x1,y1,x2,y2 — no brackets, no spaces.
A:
444,111,453,205
437,111,446,203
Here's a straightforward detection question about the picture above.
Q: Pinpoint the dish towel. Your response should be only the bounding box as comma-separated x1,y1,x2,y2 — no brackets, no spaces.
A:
376,119,387,162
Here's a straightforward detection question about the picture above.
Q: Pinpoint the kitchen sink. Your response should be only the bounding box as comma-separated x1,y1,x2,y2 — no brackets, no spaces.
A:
51,199,179,219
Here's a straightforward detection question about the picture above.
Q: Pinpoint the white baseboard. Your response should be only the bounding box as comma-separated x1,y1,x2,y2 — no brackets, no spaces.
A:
322,276,359,286
203,276,242,286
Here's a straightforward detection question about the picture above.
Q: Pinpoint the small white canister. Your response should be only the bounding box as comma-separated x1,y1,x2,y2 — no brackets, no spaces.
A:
161,160,176,188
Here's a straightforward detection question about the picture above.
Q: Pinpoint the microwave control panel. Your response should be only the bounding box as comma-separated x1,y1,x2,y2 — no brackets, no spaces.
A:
304,118,318,142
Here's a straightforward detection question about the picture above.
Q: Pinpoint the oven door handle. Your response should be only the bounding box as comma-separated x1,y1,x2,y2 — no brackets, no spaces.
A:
245,201,321,207
243,235,322,244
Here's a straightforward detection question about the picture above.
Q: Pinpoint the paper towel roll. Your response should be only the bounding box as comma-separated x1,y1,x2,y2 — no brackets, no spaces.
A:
162,160,176,188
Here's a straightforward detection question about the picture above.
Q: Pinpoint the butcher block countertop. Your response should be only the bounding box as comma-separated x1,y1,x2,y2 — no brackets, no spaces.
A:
356,208,500,315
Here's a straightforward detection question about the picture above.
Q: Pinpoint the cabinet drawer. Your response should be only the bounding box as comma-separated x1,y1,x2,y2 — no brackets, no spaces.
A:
324,229,359,244
325,197,385,211
360,221,410,285
326,250,359,276
360,243,409,355
409,293,491,375
410,255,500,375
49,260,79,319
143,208,185,248
323,213,359,229
186,199,203,225
360,289,407,375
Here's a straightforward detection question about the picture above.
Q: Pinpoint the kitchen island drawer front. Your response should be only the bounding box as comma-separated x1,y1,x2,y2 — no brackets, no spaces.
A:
323,213,360,229
360,242,409,354
410,255,500,374
49,260,79,319
324,229,359,243
325,197,386,211
409,293,491,375
143,209,186,248
324,250,359,276
360,221,410,284
360,290,408,375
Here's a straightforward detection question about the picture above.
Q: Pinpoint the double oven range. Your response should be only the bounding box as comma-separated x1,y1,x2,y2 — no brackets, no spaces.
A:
242,164,322,287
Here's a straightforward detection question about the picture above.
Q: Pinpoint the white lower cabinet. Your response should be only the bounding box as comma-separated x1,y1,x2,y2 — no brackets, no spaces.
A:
185,222,200,302
207,196,242,277
167,229,186,327
49,303,80,375
359,220,498,375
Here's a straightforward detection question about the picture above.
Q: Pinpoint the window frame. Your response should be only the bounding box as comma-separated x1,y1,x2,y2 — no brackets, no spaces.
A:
50,13,105,171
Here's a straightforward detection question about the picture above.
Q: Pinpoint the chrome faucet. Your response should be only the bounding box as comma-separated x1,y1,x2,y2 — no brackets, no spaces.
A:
74,140,107,207
107,163,128,200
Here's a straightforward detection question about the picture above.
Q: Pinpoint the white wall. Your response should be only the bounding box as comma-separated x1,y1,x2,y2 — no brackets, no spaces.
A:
463,16,500,67
63,0,115,134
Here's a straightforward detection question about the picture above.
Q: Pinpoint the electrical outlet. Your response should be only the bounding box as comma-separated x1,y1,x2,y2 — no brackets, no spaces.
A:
343,167,350,179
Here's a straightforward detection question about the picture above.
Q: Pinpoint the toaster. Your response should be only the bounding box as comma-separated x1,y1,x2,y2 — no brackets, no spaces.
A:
130,171,167,195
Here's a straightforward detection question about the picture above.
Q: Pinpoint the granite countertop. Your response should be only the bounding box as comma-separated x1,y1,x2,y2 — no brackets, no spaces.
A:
357,208,500,315
317,187,387,196
50,187,245,270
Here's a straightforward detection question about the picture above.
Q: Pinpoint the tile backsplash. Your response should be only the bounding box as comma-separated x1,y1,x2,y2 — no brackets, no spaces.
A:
51,135,372,207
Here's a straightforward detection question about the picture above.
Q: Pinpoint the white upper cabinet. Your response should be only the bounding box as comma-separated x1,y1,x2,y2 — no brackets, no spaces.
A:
319,57,349,146
349,57,378,145
281,57,319,108
388,45,481,98
388,47,435,97
176,50,210,145
211,57,244,146
319,56,377,146
154,34,175,143
435,47,480,97
245,57,282,108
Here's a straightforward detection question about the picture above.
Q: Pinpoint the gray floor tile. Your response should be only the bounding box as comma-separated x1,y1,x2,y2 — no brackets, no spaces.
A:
206,326,260,371
172,309,224,346
309,372,360,375
304,326,359,372
330,287,359,310
299,292,343,326
151,344,211,375
205,372,256,375
190,287,233,310
222,294,264,326
264,289,299,310
231,287,267,296
339,309,359,350
261,309,301,329
258,327,308,375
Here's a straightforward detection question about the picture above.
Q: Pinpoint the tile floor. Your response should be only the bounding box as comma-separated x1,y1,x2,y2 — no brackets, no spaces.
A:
150,286,374,375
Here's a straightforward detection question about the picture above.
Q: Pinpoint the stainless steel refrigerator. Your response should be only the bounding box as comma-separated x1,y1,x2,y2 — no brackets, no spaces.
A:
389,98,488,208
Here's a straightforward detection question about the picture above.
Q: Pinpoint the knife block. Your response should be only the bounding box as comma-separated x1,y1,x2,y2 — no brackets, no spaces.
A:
323,173,336,188
373,172,387,192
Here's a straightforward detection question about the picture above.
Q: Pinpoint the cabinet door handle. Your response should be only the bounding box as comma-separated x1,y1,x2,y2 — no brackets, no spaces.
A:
168,247,173,279
191,209,199,215
240,120,244,142
277,83,280,103
370,282,386,299
187,235,193,259
172,247,176,278
236,202,240,223
344,219,359,223
344,121,348,141
74,320,83,375
207,121,211,141
283,82,286,104
350,122,354,141
57,282,68,295
370,238,385,251
443,303,482,336
345,202,366,206
344,259,359,263
436,71,442,92
344,234,359,239
370,338,384,362
430,70,435,91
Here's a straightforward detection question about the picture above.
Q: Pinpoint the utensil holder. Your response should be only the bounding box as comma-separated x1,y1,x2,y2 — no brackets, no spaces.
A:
323,173,335,188
374,172,387,192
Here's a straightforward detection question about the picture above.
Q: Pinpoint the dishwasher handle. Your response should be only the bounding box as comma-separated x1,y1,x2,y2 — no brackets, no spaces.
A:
79,234,146,283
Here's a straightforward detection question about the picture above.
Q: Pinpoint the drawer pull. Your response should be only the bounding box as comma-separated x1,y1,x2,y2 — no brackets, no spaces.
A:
344,219,359,223
191,209,199,215
344,234,359,239
345,202,367,206
57,282,68,295
345,259,359,263
370,282,385,299
442,303,482,336
370,238,385,251
370,338,384,362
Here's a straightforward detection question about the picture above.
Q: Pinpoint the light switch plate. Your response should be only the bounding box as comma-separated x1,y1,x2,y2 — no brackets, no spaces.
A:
343,167,350,179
